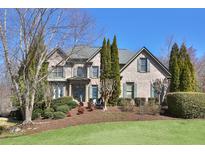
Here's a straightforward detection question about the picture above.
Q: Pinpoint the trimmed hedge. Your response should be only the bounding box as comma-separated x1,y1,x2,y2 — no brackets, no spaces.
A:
55,105,69,113
53,112,66,119
167,92,205,118
117,98,132,106
134,97,146,106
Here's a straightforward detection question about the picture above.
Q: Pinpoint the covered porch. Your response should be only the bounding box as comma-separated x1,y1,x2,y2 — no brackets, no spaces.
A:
67,77,90,102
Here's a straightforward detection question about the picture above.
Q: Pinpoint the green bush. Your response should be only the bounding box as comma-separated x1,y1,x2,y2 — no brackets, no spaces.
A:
167,92,205,118
44,111,54,119
32,109,43,120
51,96,73,109
53,111,66,119
134,97,146,106
55,105,69,113
67,100,77,109
44,108,54,113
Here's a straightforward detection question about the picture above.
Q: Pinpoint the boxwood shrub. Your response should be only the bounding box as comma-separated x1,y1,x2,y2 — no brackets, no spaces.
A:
117,98,132,106
44,111,54,119
32,109,43,120
55,105,69,113
51,96,76,110
167,92,205,118
53,111,66,119
134,97,146,106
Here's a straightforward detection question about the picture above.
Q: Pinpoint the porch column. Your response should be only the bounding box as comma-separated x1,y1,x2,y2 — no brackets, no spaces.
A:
69,83,72,96
85,84,89,102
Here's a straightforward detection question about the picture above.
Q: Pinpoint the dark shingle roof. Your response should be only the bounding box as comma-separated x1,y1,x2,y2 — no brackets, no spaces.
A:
66,45,135,64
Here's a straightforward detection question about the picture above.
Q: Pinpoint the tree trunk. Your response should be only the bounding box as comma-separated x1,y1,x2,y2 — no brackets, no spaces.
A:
23,105,33,125
103,97,108,111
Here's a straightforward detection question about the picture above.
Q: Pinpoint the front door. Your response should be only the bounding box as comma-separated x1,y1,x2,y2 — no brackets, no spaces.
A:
72,84,85,102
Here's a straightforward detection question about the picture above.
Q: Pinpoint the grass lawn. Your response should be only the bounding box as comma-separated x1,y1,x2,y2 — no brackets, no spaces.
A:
0,120,205,144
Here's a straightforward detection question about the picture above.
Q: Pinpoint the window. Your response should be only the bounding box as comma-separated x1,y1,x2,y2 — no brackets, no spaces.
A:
77,67,85,77
140,58,147,72
92,85,98,99
53,85,64,99
92,66,99,78
51,66,63,78
126,83,134,99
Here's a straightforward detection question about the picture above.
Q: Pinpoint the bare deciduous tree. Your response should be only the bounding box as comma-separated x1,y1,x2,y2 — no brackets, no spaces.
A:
0,8,100,124
100,79,115,111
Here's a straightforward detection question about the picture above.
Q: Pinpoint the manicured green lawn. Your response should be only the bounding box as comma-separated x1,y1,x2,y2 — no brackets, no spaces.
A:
0,120,205,144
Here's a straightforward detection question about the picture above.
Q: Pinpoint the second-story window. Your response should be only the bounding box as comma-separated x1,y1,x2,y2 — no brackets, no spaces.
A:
77,67,85,77
92,66,99,78
140,58,147,72
51,66,63,78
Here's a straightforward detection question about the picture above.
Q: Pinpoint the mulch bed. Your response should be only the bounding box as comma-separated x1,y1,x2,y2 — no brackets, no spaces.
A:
21,106,176,135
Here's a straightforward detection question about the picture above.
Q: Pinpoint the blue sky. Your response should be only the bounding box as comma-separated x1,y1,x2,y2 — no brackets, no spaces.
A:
86,9,205,58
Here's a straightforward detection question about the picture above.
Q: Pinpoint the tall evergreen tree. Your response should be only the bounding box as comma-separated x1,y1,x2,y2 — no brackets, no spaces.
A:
100,38,107,80
169,43,180,92
106,39,112,78
179,43,196,91
109,35,121,104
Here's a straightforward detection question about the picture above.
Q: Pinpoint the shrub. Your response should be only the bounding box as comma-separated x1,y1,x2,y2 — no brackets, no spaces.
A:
144,103,161,115
148,97,157,105
118,98,135,112
51,96,73,110
55,105,69,113
134,97,146,106
53,112,66,119
67,100,78,109
44,108,54,113
167,92,205,118
117,98,131,106
44,111,54,119
32,109,43,120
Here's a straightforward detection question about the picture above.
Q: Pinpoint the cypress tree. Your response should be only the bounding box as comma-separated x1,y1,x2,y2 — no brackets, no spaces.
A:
100,38,107,80
179,43,194,91
169,43,180,92
106,39,112,78
109,35,121,104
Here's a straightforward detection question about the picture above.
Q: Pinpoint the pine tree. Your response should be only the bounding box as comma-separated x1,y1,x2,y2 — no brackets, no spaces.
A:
169,43,180,92
109,35,121,105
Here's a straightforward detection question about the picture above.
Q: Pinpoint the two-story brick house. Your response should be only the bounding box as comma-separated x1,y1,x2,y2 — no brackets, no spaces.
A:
47,45,171,102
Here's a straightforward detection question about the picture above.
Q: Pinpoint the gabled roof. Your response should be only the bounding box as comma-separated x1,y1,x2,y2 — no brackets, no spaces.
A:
47,47,67,59
120,47,171,76
47,45,171,77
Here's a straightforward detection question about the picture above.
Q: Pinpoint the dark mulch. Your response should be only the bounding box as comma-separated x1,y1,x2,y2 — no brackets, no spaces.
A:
21,106,176,135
